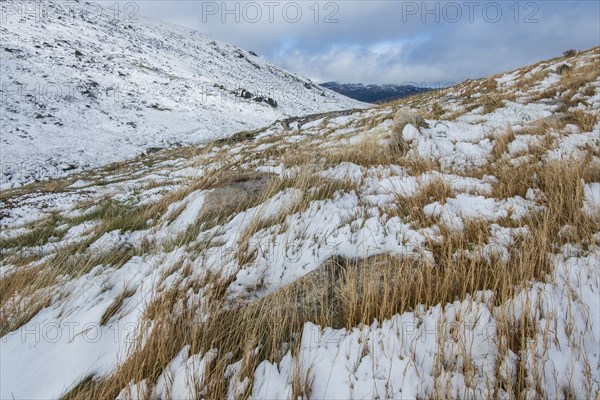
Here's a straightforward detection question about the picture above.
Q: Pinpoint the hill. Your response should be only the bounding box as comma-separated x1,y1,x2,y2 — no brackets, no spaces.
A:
0,1,362,189
1,47,599,399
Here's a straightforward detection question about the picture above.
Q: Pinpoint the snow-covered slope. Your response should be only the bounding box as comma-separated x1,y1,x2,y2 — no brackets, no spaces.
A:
0,1,362,188
1,48,599,399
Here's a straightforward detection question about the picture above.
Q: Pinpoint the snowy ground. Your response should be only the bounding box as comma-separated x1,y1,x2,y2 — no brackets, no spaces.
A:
1,47,599,399
0,0,362,189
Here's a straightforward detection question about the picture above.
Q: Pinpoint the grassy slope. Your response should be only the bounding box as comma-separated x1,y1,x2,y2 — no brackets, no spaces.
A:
1,47,599,399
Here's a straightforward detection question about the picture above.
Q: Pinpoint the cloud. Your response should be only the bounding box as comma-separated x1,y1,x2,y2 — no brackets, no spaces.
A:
279,40,446,85
133,0,600,85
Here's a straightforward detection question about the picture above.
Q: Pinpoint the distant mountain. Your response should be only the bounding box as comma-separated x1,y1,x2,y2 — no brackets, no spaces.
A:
321,82,430,103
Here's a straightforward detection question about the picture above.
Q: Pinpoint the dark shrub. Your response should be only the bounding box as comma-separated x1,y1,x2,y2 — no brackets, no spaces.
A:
556,64,572,75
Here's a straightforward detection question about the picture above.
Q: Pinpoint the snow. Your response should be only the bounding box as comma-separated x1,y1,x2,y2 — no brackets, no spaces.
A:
549,131,600,159
495,70,520,87
508,133,545,156
1,191,85,230
320,162,365,184
117,346,219,400
402,123,420,142
534,73,561,92
154,190,205,241
583,182,600,217
256,164,284,175
424,195,502,230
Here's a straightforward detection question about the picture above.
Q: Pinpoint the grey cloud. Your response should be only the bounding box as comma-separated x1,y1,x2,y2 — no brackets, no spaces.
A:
132,1,599,85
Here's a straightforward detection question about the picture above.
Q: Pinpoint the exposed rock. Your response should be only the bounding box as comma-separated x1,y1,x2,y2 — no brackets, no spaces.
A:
200,171,272,218
144,146,163,155
556,64,572,75
240,89,253,99
390,108,430,153
265,97,277,108
393,107,430,132
59,163,77,171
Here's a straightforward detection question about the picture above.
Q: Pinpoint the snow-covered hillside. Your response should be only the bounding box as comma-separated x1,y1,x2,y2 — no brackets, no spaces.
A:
1,47,599,399
0,1,362,188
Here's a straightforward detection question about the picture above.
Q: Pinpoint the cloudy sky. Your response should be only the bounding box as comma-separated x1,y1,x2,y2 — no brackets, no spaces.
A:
135,1,599,85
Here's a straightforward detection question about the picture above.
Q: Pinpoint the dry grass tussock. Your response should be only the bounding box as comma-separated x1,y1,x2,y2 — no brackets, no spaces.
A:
491,126,516,160
393,177,454,226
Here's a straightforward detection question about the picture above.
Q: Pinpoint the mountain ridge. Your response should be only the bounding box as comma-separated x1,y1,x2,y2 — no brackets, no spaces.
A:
321,81,430,103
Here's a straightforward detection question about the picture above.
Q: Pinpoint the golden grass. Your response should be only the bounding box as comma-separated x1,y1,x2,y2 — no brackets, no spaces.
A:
560,62,600,92
0,214,62,250
481,95,507,114
319,136,398,167
394,177,453,226
0,178,73,203
565,110,598,132
99,289,136,326
0,266,53,337
425,102,446,119
0,238,140,336
491,127,516,160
